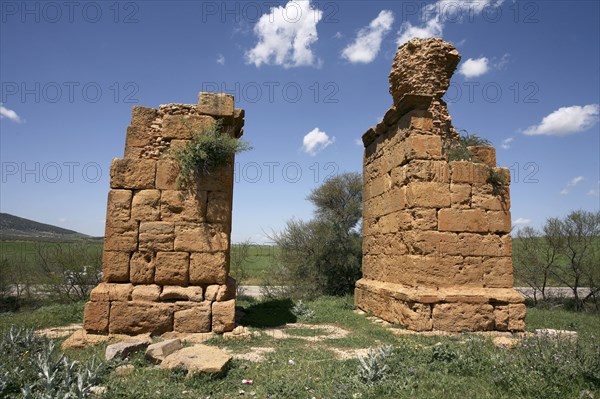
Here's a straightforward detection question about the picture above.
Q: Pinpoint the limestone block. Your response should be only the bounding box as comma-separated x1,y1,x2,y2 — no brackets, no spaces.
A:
154,252,189,285
131,190,161,221
124,146,144,159
160,345,232,375
438,208,489,232
132,284,162,302
106,190,132,222
90,282,133,302
508,304,526,331
110,158,156,189
162,114,215,140
139,222,175,251
198,92,234,117
216,277,236,301
102,251,130,282
106,341,150,361
174,223,229,252
494,305,510,331
206,191,232,223
432,303,494,331
457,233,506,257
160,286,203,302
405,231,458,256
104,220,138,252
204,285,219,301
450,161,488,184
472,184,510,211
174,302,212,333
487,210,511,233
212,300,235,333
401,160,449,184
130,252,155,284
146,339,182,362
189,252,228,284
109,301,173,335
405,181,451,208
125,125,152,148
197,166,234,192
130,106,158,128
156,159,180,190
468,146,496,167
160,190,206,222
450,183,471,209
84,301,109,333
404,134,443,160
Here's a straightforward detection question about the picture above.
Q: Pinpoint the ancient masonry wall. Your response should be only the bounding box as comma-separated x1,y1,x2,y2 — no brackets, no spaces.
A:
84,92,244,336
355,38,526,332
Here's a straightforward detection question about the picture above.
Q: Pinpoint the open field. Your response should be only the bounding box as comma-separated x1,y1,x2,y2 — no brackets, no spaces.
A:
1,297,599,399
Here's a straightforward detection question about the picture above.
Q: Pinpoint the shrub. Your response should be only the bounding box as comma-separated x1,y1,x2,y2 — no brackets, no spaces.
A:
358,346,394,384
166,120,252,189
446,132,491,162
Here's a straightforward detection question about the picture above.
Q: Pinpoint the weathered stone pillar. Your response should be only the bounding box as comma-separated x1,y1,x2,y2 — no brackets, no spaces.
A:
355,38,526,332
84,92,244,335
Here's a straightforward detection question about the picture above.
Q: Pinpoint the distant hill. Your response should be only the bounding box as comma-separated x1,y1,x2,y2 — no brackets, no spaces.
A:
0,213,92,241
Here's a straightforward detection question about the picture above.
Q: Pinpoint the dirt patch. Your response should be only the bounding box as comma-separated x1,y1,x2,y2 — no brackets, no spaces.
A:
36,324,82,339
224,346,276,363
265,323,350,341
328,347,371,360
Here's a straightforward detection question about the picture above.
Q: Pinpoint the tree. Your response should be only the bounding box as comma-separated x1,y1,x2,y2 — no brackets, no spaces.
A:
264,172,363,299
514,226,558,304
230,239,253,296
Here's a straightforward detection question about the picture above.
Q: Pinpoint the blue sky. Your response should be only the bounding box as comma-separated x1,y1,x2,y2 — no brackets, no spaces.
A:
1,0,599,242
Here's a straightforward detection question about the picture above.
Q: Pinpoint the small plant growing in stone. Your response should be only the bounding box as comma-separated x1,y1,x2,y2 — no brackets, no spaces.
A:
487,167,507,196
291,300,316,321
358,345,394,384
446,132,491,162
167,120,252,189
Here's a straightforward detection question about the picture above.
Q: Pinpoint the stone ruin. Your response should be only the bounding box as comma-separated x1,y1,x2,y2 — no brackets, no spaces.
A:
355,38,526,332
83,92,244,335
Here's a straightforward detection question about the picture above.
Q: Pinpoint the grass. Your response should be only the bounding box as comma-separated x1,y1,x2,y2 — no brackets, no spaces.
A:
2,296,598,398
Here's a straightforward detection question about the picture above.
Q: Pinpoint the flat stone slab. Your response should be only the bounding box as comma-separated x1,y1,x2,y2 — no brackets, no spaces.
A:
106,340,150,361
160,344,232,376
146,339,182,362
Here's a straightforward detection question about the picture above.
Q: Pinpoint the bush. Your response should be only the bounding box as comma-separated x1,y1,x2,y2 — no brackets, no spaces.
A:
166,120,252,189
446,132,491,162
0,327,105,398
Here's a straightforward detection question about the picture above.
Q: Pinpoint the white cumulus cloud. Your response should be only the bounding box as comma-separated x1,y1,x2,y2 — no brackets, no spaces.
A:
245,0,323,68
342,10,394,64
302,128,335,156
568,176,585,187
523,104,600,136
0,104,22,123
458,57,489,78
396,0,504,45
501,137,514,150
216,54,225,65
513,217,531,225
560,188,569,195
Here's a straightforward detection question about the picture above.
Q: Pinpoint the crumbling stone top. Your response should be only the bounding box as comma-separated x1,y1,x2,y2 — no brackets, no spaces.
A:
389,38,460,104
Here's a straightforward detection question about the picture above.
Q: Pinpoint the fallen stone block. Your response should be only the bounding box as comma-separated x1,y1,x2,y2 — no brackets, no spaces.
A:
105,340,150,361
145,339,183,362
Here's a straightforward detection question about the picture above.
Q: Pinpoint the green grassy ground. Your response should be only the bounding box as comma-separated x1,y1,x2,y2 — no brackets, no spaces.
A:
2,297,599,399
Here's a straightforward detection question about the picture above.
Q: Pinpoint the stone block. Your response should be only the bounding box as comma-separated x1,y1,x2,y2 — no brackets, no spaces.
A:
125,125,151,148
405,181,451,208
90,282,133,302
160,190,206,222
162,114,215,139
84,301,109,333
204,285,219,301
110,158,156,189
124,146,144,159
189,252,228,284
472,184,510,211
457,233,506,257
174,302,212,333
130,252,155,284
132,284,162,302
156,159,180,190
154,252,189,285
109,301,173,335
212,300,235,333
104,220,138,252
198,92,234,117
404,134,442,160
216,277,236,301
106,190,132,222
139,222,175,251
432,303,494,331
438,208,489,232
487,210,511,233
494,305,509,331
197,166,233,192
450,183,471,209
131,190,161,221
130,106,158,128
450,161,488,184
402,160,449,184
174,223,229,252
508,303,526,331
102,251,130,282
206,191,232,224
468,146,496,167
160,286,203,302
106,340,150,361
146,339,182,362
